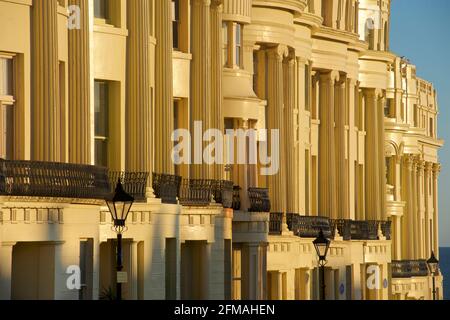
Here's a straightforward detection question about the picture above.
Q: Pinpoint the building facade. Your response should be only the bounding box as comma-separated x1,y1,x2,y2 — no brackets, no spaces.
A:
0,0,444,300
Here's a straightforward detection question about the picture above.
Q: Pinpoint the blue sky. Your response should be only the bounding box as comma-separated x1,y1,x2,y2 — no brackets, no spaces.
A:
390,0,450,246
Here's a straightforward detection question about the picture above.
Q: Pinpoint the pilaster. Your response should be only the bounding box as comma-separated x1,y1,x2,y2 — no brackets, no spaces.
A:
68,0,91,164
266,45,288,226
191,0,212,179
126,0,153,182
155,0,175,174
32,0,61,161
318,70,339,219
210,0,224,179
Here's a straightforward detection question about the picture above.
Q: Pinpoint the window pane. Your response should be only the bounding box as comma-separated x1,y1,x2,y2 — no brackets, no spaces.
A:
222,22,229,66
172,0,180,49
1,58,13,96
95,139,108,167
2,105,14,159
94,0,108,19
94,81,108,137
235,24,242,68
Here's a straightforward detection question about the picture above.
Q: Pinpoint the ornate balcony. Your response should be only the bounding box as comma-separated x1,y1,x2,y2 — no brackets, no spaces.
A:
152,173,181,204
232,186,241,210
287,214,332,238
248,188,271,212
211,180,234,208
178,179,213,206
109,171,149,201
330,219,391,241
391,260,429,278
0,159,110,200
381,220,392,240
269,213,283,235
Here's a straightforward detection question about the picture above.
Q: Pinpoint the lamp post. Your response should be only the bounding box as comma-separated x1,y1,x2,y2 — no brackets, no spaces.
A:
106,179,134,301
313,229,331,300
427,251,439,301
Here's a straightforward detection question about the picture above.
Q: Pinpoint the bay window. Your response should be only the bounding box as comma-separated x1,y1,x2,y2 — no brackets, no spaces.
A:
222,22,244,69
0,55,15,160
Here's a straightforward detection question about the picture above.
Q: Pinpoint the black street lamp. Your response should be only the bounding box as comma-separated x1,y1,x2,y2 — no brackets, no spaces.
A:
106,179,134,301
427,251,439,301
313,229,331,300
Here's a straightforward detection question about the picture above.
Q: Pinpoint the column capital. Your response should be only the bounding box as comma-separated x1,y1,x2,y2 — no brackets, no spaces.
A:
284,50,296,65
416,159,425,175
348,77,358,86
403,154,414,171
267,45,289,61
211,0,223,6
296,56,308,65
362,88,383,99
319,70,340,85
433,163,441,174
336,73,347,87
425,162,434,172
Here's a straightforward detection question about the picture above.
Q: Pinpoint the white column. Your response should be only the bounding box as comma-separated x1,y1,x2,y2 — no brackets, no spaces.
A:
432,163,441,257
32,0,61,161
363,89,381,220
126,0,153,179
335,77,349,219
318,71,339,219
68,0,91,164
267,45,288,223
155,0,174,174
191,0,212,179
284,52,298,214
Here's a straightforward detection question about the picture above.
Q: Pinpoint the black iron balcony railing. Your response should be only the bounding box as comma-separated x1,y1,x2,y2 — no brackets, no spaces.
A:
0,159,110,200
109,171,149,201
152,173,181,204
391,260,429,278
287,214,332,238
329,219,391,241
211,180,233,208
248,188,271,213
381,220,392,240
232,186,241,211
269,212,283,235
178,179,213,206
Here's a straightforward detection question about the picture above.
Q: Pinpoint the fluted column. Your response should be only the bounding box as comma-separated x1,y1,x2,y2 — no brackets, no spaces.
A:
411,158,418,259
378,94,387,220
155,0,174,174
363,89,381,220
401,155,414,259
126,0,153,186
424,162,433,259
319,71,339,219
267,45,288,224
68,0,91,164
416,160,425,259
347,78,357,220
210,0,224,179
32,0,61,161
432,163,441,257
284,52,297,214
191,0,212,179
335,76,349,219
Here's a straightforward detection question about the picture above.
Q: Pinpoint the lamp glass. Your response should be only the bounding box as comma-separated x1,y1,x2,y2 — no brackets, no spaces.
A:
313,229,331,260
427,251,439,274
106,180,134,225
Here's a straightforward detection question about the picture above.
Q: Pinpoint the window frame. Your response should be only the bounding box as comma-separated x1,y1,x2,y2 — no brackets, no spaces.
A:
172,0,181,50
0,54,16,160
94,80,109,167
